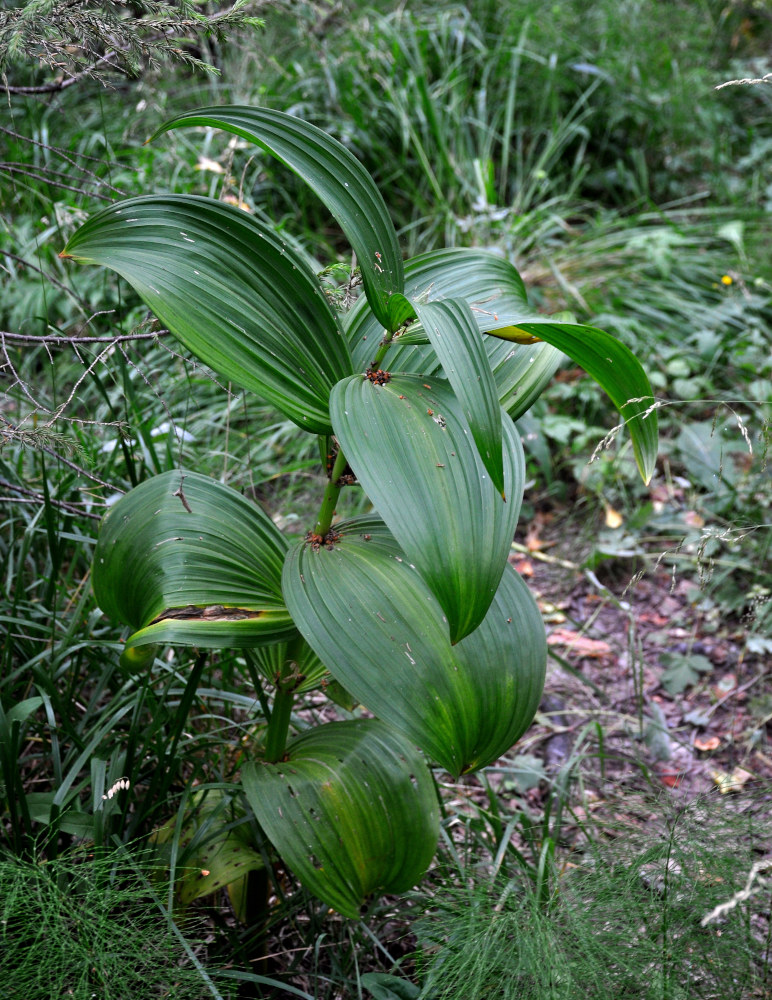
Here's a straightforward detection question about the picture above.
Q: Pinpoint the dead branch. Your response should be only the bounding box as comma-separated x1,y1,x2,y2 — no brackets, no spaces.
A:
0,477,103,520
1,329,168,345
715,73,772,90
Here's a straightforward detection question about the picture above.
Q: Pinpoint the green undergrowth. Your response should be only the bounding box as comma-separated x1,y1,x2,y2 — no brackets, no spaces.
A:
218,0,772,254
388,789,772,1000
0,846,228,999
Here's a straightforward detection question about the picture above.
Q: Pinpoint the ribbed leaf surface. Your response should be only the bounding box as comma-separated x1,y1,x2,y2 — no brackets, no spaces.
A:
152,106,408,331
330,373,523,642
247,636,329,694
345,247,563,416
153,790,265,909
242,719,439,917
92,471,294,652
490,321,658,483
282,519,546,775
345,248,658,478
62,195,351,433
414,299,504,497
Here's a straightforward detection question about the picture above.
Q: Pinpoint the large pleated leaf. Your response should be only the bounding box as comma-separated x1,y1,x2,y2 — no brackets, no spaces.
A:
330,373,523,642
152,105,408,331
345,248,658,479
345,247,563,416
282,518,546,776
242,718,439,918
62,195,352,433
489,321,658,483
92,470,295,653
497,343,566,421
414,299,504,498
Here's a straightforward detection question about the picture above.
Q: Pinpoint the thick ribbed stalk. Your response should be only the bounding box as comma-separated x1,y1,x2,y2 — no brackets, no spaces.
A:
313,447,348,537
369,330,396,370
264,686,294,763
263,634,306,762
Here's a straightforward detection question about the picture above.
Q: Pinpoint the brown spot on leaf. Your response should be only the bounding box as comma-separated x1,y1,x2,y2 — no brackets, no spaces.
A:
150,604,263,625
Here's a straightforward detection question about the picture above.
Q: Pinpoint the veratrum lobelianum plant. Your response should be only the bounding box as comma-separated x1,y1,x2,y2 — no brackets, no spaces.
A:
61,106,657,918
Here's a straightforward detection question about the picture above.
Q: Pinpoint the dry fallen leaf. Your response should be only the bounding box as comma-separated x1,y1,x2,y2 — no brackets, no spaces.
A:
538,601,567,624
512,557,534,576
525,513,555,552
712,673,737,699
711,766,753,794
694,735,721,752
654,761,683,788
547,629,613,659
196,156,225,174
222,194,252,212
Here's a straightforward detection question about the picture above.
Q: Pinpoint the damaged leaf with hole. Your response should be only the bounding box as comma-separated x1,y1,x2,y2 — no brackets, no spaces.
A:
92,470,296,660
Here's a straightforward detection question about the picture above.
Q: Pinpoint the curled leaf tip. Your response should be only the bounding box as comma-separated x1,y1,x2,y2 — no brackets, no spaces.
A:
488,325,543,345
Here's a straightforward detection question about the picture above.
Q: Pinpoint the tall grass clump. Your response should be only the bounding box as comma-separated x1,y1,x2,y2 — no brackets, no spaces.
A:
220,0,772,254
0,846,229,999
408,791,771,1000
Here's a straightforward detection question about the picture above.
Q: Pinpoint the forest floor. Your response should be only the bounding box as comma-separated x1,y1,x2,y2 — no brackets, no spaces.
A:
509,507,771,808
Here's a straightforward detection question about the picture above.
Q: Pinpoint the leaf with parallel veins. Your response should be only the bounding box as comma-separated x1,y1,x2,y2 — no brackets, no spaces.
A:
62,195,352,433
414,299,505,498
330,373,524,643
487,320,658,484
345,247,564,422
282,517,546,775
92,471,295,655
151,105,408,331
242,718,439,917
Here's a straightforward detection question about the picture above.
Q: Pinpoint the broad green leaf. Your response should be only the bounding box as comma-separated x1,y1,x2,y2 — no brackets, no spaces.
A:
414,299,504,497
345,247,563,417
345,246,659,477
153,789,265,909
660,651,714,696
62,195,351,433
246,636,329,694
282,518,546,775
330,374,523,643
24,793,95,837
242,718,439,918
5,697,44,727
93,470,295,654
489,321,658,483
498,345,566,421
361,974,421,1000
152,105,408,331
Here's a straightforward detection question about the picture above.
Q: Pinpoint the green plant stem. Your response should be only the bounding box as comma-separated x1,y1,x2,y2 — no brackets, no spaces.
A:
176,651,207,734
311,330,398,539
313,447,348,537
264,686,294,763
369,330,397,370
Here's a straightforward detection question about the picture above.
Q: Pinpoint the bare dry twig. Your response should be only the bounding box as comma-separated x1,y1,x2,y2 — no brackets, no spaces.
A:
0,477,104,519
715,73,772,90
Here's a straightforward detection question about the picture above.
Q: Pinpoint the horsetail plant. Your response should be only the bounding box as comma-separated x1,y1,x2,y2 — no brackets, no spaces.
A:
61,105,657,918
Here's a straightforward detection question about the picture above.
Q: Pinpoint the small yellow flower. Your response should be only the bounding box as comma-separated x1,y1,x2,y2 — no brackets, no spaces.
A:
721,274,733,286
